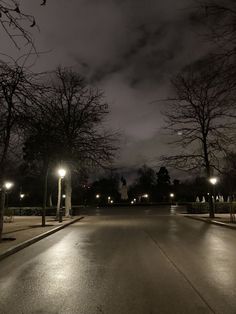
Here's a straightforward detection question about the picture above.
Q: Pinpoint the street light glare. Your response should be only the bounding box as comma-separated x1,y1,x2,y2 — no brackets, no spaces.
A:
4,182,13,190
96,194,100,199
209,177,218,185
170,193,174,198
58,168,66,178
20,193,25,199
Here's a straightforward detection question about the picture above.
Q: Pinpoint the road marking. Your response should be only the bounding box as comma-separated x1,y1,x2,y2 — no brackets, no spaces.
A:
144,230,216,314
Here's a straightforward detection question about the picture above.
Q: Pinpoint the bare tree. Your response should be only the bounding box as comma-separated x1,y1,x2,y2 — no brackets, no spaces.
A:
162,57,236,217
22,101,61,226
0,59,44,239
0,0,47,50
23,67,118,220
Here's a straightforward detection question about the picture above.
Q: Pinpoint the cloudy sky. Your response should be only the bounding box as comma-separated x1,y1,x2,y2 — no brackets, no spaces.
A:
2,0,211,178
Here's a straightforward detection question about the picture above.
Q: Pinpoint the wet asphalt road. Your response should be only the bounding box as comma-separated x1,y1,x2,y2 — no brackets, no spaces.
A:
0,206,236,314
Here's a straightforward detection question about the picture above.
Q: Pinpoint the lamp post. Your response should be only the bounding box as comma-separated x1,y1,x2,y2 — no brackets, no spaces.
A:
95,194,100,208
57,168,66,222
4,182,14,218
170,193,174,205
19,193,25,216
209,177,218,217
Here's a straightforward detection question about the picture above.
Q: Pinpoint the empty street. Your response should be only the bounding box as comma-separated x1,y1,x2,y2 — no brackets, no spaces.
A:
0,207,236,314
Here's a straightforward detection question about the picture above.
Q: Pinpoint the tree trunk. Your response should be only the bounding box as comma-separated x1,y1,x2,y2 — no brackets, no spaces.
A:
208,190,215,218
42,162,49,227
0,189,5,241
65,169,72,217
56,177,62,219
203,137,215,219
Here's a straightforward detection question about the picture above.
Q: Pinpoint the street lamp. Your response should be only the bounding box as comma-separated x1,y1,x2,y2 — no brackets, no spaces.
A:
170,193,175,206
96,194,100,199
19,193,25,216
5,182,13,190
209,177,218,186
4,181,14,218
209,177,218,200
56,168,66,222
209,177,218,216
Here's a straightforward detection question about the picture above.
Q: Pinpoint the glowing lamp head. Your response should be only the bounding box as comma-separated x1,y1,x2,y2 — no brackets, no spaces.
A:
108,196,111,200
170,193,175,198
209,177,218,185
110,200,114,204
20,193,25,199
143,194,149,198
62,194,66,198
58,168,66,178
4,182,13,190
96,194,100,199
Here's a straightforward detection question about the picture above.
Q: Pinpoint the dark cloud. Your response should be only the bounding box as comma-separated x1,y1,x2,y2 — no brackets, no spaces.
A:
1,0,210,173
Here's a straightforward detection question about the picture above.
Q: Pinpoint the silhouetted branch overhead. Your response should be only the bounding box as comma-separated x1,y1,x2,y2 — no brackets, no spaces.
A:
0,0,47,50
196,0,236,80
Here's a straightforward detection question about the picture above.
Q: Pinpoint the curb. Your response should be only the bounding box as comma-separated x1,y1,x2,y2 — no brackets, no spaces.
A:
184,215,236,230
0,216,85,262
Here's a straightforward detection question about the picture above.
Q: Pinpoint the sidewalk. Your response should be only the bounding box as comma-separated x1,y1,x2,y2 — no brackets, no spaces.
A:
183,213,236,230
0,215,84,260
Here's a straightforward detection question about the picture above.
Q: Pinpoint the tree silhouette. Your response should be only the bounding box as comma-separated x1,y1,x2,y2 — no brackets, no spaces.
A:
163,56,236,217
22,67,118,221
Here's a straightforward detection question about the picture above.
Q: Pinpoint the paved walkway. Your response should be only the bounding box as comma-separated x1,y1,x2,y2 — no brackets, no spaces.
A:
0,216,82,256
183,213,236,229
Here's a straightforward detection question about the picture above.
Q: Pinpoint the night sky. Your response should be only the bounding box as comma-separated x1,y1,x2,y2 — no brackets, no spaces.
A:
2,0,211,175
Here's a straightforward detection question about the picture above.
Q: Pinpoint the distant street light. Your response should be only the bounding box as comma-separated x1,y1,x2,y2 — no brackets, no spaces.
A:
110,200,114,204
170,193,175,206
4,182,13,190
143,194,149,198
4,181,14,216
96,194,100,199
209,177,218,186
57,168,66,222
19,193,25,216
